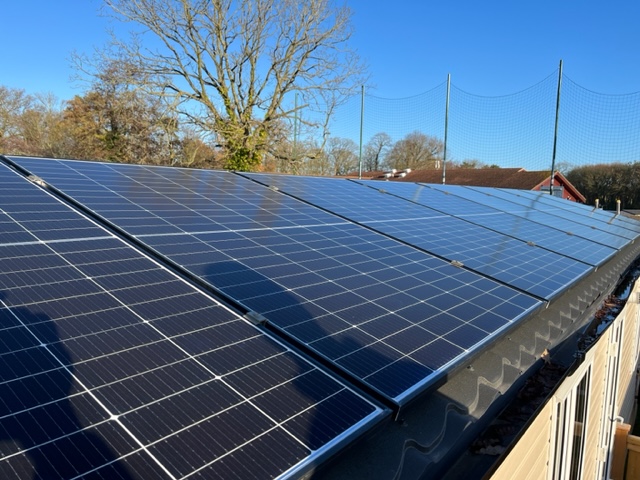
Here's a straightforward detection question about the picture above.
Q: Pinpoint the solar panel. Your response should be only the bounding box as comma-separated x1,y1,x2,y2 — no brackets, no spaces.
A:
363,217,592,299
242,173,593,300
354,180,617,267
0,162,384,479
136,224,543,402
8,157,544,405
485,187,640,239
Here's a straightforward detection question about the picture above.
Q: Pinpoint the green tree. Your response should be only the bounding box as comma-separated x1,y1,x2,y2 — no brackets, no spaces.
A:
567,162,640,210
457,159,487,169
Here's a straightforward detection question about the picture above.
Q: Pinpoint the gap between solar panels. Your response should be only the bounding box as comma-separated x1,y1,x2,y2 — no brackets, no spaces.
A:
348,179,620,284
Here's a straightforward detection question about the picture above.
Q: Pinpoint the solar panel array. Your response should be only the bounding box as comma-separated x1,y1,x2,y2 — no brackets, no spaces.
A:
5,155,637,479
352,180,620,267
487,187,640,238
427,183,634,249
0,162,383,479
243,173,600,300
8,158,543,406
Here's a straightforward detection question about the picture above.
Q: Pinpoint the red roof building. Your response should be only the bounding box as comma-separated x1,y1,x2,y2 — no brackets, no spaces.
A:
361,168,587,203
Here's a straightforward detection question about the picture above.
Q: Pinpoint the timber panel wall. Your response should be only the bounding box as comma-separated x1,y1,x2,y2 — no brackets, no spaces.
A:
490,279,640,480
488,402,552,480
618,296,639,420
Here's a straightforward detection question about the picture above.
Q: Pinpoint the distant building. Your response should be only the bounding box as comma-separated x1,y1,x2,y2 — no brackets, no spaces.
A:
359,168,587,203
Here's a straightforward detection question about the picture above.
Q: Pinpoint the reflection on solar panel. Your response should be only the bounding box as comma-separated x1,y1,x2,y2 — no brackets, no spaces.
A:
475,187,639,239
354,180,618,267
497,187,640,235
14,157,347,236
426,184,632,248
8,157,543,405
0,163,384,479
143,225,542,401
242,173,593,300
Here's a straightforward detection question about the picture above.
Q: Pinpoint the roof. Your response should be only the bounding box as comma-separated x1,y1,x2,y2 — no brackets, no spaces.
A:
1,154,639,479
358,168,587,202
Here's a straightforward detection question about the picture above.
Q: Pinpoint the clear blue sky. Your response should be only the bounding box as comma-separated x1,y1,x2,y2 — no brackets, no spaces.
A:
2,0,640,101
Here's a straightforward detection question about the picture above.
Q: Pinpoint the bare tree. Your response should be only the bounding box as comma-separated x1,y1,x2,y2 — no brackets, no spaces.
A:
385,131,444,171
0,91,70,158
363,132,392,171
298,146,331,176
20,93,69,158
176,128,223,168
325,137,358,175
97,0,365,171
0,86,33,141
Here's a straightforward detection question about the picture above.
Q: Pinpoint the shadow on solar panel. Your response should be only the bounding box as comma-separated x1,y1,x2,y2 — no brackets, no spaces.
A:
200,260,475,404
0,295,147,479
0,159,386,479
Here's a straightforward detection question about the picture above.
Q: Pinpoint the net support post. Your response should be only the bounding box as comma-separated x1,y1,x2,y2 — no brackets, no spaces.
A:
550,59,563,194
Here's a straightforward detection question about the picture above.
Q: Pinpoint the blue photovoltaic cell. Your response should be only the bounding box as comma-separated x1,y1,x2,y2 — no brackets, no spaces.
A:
243,173,593,300
9,157,544,404
0,162,383,479
460,185,635,245
365,217,591,299
354,179,618,267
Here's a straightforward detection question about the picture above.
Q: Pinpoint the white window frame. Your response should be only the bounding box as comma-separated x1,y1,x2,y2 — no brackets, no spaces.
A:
596,319,623,479
549,364,591,480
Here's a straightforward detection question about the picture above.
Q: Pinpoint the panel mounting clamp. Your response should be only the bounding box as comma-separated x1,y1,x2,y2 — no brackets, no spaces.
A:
27,175,47,187
244,311,268,325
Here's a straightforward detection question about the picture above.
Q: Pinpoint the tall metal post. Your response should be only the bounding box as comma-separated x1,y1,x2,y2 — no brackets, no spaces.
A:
293,93,298,154
288,93,299,174
550,60,563,195
442,74,451,185
358,85,365,179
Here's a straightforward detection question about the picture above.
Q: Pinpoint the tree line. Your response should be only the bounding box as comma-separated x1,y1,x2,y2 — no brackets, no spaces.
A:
0,81,222,169
0,85,486,176
3,78,634,200
566,162,640,210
